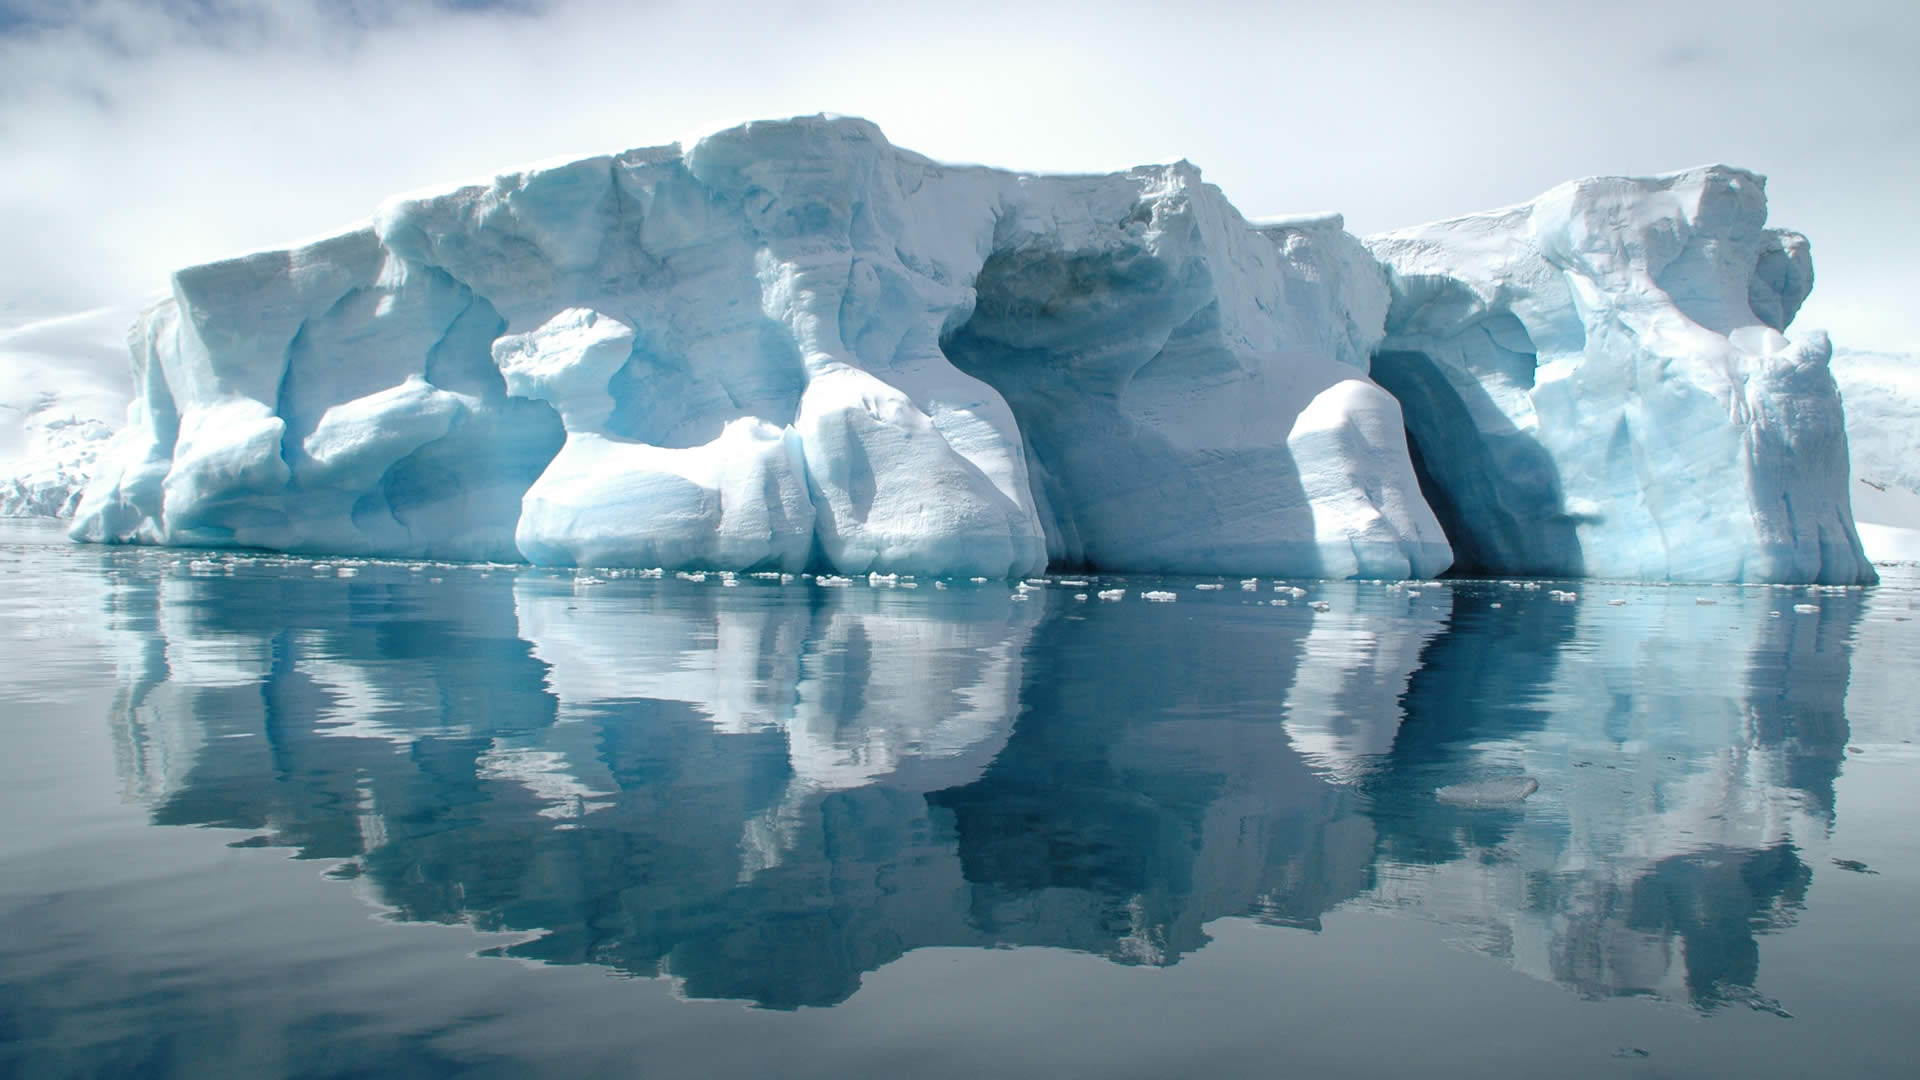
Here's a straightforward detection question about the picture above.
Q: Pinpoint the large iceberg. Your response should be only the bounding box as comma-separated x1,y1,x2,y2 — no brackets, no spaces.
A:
1368,167,1874,584
65,116,1872,583
68,116,1446,579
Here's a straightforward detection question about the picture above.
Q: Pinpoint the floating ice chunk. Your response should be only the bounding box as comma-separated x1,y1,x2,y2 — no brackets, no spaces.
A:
1142,590,1177,602
816,575,853,587
1549,589,1577,602
1097,589,1126,601
1695,597,1717,605
1794,603,1819,613
1196,583,1224,591
1371,165,1872,584
1435,776,1539,807
1607,598,1627,606
1309,600,1331,612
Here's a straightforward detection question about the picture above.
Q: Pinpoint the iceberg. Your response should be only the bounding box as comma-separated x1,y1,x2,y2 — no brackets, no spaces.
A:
62,116,1871,583
1368,167,1875,584
67,115,1445,578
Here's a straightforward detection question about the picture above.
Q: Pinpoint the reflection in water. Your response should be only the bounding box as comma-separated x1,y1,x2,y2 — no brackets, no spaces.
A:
98,561,1868,1011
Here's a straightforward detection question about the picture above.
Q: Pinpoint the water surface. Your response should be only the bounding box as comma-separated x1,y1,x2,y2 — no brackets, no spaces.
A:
2,519,1917,1077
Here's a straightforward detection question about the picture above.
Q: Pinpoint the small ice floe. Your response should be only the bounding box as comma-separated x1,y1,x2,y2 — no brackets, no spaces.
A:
722,577,740,587
751,571,782,580
336,566,359,577
311,563,333,573
675,570,708,582
1435,776,1539,807
1309,600,1331,612
1769,611,1781,618
1489,602,1502,608
1406,589,1421,598
188,559,220,574
428,577,444,584
780,573,796,584
637,568,664,578
1196,583,1224,591
573,576,605,587
1522,582,1541,591
1074,593,1088,602
1794,603,1819,613
1240,578,1260,591
816,575,853,587
899,581,917,589
1142,590,1177,602
1023,578,1050,586
1607,598,1627,606
933,581,948,590
1097,589,1126,601
1057,579,1090,587
970,577,989,584
1289,587,1308,598
1694,597,1716,605
1270,599,1286,606
870,572,900,587
1549,589,1577,602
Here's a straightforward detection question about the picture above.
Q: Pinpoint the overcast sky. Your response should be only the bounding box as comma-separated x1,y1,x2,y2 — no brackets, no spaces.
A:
2,0,1916,357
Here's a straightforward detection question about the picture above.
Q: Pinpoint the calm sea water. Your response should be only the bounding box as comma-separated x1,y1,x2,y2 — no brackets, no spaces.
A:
2,518,1917,1078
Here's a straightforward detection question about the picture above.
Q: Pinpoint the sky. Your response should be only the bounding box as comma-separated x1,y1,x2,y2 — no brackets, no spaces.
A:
1,0,1916,374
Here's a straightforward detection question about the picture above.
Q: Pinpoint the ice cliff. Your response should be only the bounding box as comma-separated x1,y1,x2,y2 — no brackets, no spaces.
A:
66,116,1873,583
1369,167,1873,584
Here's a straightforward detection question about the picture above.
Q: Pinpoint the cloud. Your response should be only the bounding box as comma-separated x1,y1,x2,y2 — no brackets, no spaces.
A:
1,0,1916,355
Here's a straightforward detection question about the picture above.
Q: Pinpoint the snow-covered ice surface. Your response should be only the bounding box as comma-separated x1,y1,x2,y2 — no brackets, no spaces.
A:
61,117,1873,582
1830,349,1920,562
0,308,136,518
1369,167,1875,584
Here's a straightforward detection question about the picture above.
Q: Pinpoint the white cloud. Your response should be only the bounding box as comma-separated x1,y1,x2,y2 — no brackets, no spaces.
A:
2,0,1915,353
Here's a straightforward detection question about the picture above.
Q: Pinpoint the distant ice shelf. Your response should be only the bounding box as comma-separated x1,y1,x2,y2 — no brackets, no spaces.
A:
52,115,1875,583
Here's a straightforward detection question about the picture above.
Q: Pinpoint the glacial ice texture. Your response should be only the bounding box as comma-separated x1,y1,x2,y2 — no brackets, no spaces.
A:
65,118,1872,584
1368,167,1875,584
65,117,1446,579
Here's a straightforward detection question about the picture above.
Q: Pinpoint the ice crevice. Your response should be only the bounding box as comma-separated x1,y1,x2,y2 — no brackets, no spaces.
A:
66,119,1872,584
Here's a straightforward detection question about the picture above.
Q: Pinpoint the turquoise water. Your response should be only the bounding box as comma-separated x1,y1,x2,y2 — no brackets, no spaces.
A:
2,518,1917,1077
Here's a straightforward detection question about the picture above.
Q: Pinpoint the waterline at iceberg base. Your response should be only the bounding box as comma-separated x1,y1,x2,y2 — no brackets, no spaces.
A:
69,116,1873,584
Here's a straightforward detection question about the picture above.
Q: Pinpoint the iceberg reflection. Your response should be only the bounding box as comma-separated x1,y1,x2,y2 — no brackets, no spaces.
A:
99,561,1870,1010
